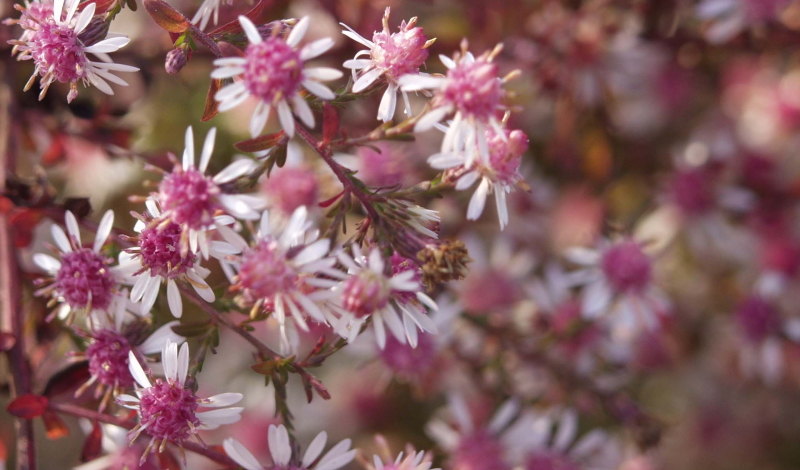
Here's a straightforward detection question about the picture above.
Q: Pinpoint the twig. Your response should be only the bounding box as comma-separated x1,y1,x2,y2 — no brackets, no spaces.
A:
0,82,36,470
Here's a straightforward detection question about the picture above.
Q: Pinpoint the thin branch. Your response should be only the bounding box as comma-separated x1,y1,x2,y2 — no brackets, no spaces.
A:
47,401,239,467
0,81,36,470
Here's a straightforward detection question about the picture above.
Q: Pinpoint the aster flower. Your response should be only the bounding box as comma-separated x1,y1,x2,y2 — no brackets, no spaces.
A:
503,408,620,470
341,7,435,122
331,245,438,349
191,0,232,31
222,424,356,470
116,200,241,317
71,302,184,412
426,396,520,470
565,238,670,339
33,210,129,323
398,41,515,166
118,339,244,463
221,206,342,350
152,126,264,257
212,16,343,138
10,0,138,102
432,124,529,229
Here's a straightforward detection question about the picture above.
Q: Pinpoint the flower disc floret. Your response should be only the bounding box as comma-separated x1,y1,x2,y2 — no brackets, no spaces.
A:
159,167,221,230
55,248,116,310
137,378,200,442
244,39,304,103
600,241,652,293
86,329,134,387
138,222,195,279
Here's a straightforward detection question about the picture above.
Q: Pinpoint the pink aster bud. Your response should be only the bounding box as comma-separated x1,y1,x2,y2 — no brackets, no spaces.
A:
486,128,528,184
243,38,304,103
165,46,190,75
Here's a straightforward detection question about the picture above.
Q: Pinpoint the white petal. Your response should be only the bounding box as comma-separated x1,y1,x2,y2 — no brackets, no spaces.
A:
83,37,130,54
197,408,243,427
199,127,217,172
248,101,270,138
223,439,262,470
269,425,292,466
302,80,336,100
343,59,373,69
139,321,183,355
294,239,331,266
177,342,189,384
167,279,183,319
414,106,451,132
130,272,151,302
302,431,328,468
163,339,178,382
33,254,61,274
352,68,382,93
93,210,114,252
203,393,243,407
398,74,447,91
127,351,151,388
455,171,480,190
467,179,490,220
292,94,315,128
213,157,258,184
188,271,215,302
74,2,95,34
340,23,375,48
487,399,519,434
141,275,160,316
377,83,397,122
439,54,456,69
239,15,262,44
210,66,245,79
287,16,309,47
300,38,334,61
183,126,195,168
553,409,578,451
277,100,295,137
65,211,81,246
316,450,357,470
51,224,71,252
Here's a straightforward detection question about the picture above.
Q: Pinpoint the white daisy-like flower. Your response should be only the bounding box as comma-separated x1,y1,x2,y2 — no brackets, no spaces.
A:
503,408,621,470
33,210,131,323
398,41,512,167
221,206,342,350
426,396,520,470
211,16,343,138
340,7,435,122
153,126,264,257
331,245,438,349
191,0,232,30
430,124,529,230
116,200,241,317
118,339,243,462
222,424,356,470
71,301,184,412
565,237,670,339
11,0,138,102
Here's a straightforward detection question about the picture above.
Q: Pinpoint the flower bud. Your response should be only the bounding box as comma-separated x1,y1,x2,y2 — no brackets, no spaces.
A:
77,17,110,47
165,46,190,75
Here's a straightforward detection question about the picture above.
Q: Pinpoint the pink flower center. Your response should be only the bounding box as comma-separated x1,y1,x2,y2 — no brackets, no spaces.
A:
342,271,391,318
86,329,134,387
669,169,715,216
440,58,502,120
526,452,581,470
736,296,780,343
30,20,88,84
159,168,221,230
238,238,298,301
371,25,429,79
452,430,509,470
244,38,303,103
138,221,195,279
262,167,319,215
55,248,116,310
600,241,652,293
20,2,54,30
138,379,200,442
380,333,436,377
